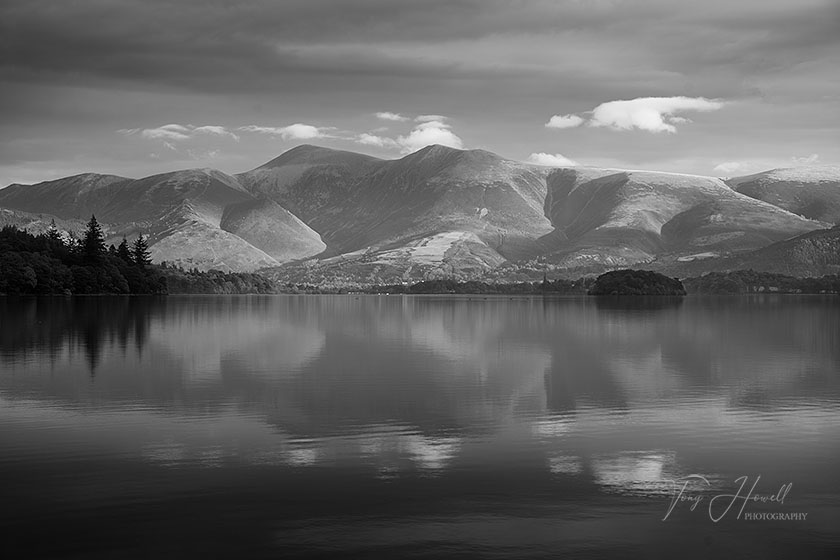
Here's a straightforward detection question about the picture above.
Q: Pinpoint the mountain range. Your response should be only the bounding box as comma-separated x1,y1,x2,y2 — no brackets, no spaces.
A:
1,145,838,280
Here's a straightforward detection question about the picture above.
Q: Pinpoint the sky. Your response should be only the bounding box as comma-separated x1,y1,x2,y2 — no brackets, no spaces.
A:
1,0,838,186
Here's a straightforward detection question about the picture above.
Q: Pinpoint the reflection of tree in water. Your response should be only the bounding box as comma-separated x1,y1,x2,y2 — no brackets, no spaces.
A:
0,297,163,376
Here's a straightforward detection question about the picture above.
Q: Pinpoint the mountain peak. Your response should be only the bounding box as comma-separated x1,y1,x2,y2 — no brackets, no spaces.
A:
257,144,383,169
415,144,464,156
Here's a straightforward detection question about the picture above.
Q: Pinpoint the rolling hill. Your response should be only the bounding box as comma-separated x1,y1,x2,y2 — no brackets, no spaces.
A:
540,167,825,269
726,165,840,224
1,145,838,280
661,225,840,278
0,173,131,219
0,168,324,272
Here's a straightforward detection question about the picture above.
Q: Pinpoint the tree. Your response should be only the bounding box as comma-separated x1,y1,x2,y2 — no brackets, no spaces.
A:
82,215,106,262
66,231,82,256
117,237,132,263
132,234,151,267
46,219,64,245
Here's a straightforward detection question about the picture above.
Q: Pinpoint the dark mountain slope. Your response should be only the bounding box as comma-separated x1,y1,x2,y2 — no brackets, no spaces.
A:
0,173,131,219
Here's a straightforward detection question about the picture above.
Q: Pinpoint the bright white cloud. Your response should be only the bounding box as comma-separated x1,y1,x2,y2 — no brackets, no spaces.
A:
276,123,327,140
356,133,399,149
119,124,239,142
239,123,334,140
587,96,725,133
528,152,579,166
193,125,240,141
545,114,584,129
375,112,409,122
140,123,192,141
397,120,463,153
357,119,464,153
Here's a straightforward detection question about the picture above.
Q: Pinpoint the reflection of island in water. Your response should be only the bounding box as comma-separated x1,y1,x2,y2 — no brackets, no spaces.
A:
1,296,839,433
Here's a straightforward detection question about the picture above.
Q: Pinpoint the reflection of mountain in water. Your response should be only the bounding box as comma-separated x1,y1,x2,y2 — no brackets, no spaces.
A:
1,296,839,437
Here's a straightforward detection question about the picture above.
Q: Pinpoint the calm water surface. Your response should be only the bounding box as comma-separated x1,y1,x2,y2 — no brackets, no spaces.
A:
1,295,839,558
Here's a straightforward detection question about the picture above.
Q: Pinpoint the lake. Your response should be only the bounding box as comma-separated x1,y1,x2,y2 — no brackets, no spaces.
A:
1,295,839,558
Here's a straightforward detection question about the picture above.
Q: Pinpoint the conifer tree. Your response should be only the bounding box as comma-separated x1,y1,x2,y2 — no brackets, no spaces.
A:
117,237,132,263
67,231,82,256
46,219,63,245
82,215,106,262
132,234,151,267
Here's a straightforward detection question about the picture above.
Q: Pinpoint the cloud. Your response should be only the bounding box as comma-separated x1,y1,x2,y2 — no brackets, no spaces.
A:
712,161,746,175
119,124,239,142
397,120,463,153
587,96,725,133
375,112,409,122
5,0,837,181
544,97,724,133
415,114,448,123
713,154,822,176
354,118,463,153
528,153,579,167
793,153,819,165
545,114,584,129
192,125,240,141
356,133,399,149
186,148,221,161
140,124,191,141
239,123,335,140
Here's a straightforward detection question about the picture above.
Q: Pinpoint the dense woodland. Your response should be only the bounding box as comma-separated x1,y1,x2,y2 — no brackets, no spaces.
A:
588,270,687,296
684,270,840,294
0,218,165,295
160,265,276,294
0,222,277,295
361,277,595,294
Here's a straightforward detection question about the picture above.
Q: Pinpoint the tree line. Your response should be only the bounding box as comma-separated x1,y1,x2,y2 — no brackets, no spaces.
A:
683,270,840,294
0,217,165,294
0,219,284,295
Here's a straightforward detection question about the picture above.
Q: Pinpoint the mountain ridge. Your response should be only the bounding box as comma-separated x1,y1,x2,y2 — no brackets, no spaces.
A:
2,145,838,280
